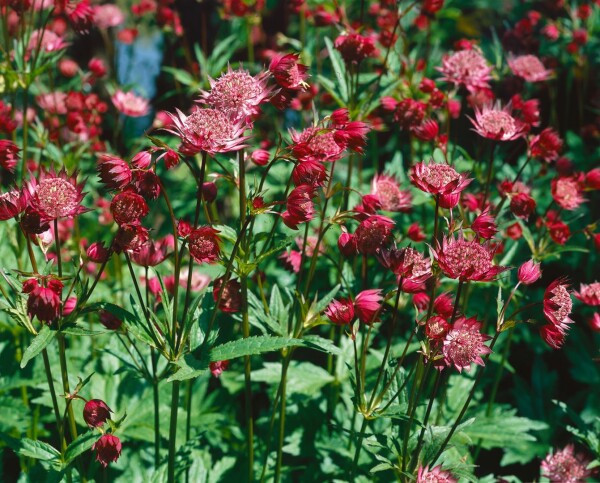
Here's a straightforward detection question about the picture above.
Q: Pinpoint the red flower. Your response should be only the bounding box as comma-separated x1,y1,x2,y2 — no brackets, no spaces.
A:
324,298,355,325
471,209,498,239
83,399,112,428
99,310,122,330
292,160,328,187
529,128,562,161
281,185,315,230
66,0,94,34
574,282,600,306
188,226,221,264
110,191,149,226
541,444,595,482
87,241,111,263
97,154,132,190
443,316,491,372
26,284,62,323
394,99,427,130
31,169,87,220
433,233,507,282
510,193,536,218
377,247,431,283
213,277,241,313
291,126,345,163
407,223,426,242
371,175,411,212
517,260,541,285
114,223,149,253
334,32,378,65
269,53,309,90
0,188,28,221
210,360,230,377
437,49,492,91
543,278,573,342
354,215,394,255
425,316,450,340
551,175,585,211
547,218,570,245
0,140,20,172
410,161,471,196
130,238,170,267
92,434,122,467
354,289,383,324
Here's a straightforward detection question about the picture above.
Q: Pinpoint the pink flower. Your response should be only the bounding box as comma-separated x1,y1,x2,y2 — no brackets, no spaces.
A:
213,277,241,313
410,161,471,196
529,128,562,161
83,399,112,428
508,54,552,82
66,0,94,34
111,90,150,117
93,4,125,29
470,102,526,141
201,66,273,121
425,316,450,340
588,313,600,332
437,49,492,91
87,241,110,263
280,250,302,273
417,464,457,483
353,215,395,255
551,176,586,211
517,260,541,285
541,445,594,482
377,247,432,283
130,238,170,267
292,160,328,187
97,155,132,190
0,188,28,221
188,226,221,264
509,192,536,218
269,53,309,90
165,108,248,156
92,434,122,467
26,282,62,323
291,126,345,163
354,289,383,324
471,209,498,239
543,278,573,339
574,282,600,306
31,169,87,220
281,185,316,230
371,175,412,212
0,140,20,172
28,29,69,54
433,233,507,282
210,360,230,377
324,298,355,325
443,316,491,372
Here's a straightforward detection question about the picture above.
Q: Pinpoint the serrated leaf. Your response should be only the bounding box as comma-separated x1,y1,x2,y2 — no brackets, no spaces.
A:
18,438,61,461
324,37,348,103
20,325,56,368
64,431,98,465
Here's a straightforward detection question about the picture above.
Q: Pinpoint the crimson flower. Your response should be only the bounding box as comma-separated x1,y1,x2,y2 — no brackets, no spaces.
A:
334,32,378,65
30,169,87,220
574,282,600,306
517,260,542,285
110,191,149,226
437,49,492,91
377,247,431,283
281,185,316,230
551,175,586,211
83,399,112,428
541,278,573,349
92,434,122,467
371,175,412,212
410,161,471,196
470,102,526,141
353,215,394,255
529,128,562,161
471,209,498,239
443,316,492,372
97,154,132,190
354,289,383,324
433,233,508,282
269,53,309,90
0,140,20,172
188,226,221,264
213,277,241,313
324,298,355,325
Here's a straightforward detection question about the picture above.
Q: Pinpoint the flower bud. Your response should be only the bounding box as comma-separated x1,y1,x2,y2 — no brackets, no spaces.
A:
83,399,112,428
324,298,354,325
92,434,122,467
518,259,542,285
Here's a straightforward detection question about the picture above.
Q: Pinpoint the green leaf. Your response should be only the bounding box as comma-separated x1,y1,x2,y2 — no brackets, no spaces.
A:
209,335,306,361
324,37,348,103
20,325,56,368
18,438,61,462
64,431,98,465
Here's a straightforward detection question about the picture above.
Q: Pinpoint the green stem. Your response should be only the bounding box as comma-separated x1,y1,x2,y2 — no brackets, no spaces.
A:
152,351,161,469
273,355,290,482
57,334,78,442
167,380,180,483
482,142,496,207
42,349,65,451
349,416,369,479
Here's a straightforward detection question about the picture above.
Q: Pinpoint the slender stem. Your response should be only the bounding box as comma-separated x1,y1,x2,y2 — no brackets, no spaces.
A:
273,355,290,482
430,332,501,465
42,349,64,451
449,281,463,325
57,334,78,442
482,142,496,207
152,351,161,469
349,416,369,480
167,380,180,483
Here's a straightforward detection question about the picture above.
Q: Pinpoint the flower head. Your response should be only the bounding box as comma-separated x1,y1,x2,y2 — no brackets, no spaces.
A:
31,169,87,220
470,102,526,141
410,161,471,196
188,226,221,264
508,54,552,82
291,126,345,163
443,316,492,372
110,191,149,226
83,399,112,428
213,277,241,313
417,463,457,483
529,128,562,161
354,215,394,255
471,209,498,239
518,259,542,285
269,53,309,90
371,175,412,212
354,289,383,324
437,49,492,91
112,90,150,117
574,282,600,306
97,154,132,190
334,32,378,65
0,188,28,221
543,278,573,339
377,247,432,283
281,184,316,230
541,445,594,482
25,279,63,323
433,233,507,282
324,298,355,325
210,360,230,377
92,434,122,467
0,140,20,172
202,66,273,121
165,108,248,156
551,176,586,211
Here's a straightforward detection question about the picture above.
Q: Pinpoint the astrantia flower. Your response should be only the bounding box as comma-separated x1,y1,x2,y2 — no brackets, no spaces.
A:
213,277,241,313
292,160,328,187
66,0,94,34
188,226,221,264
470,103,526,141
97,154,132,190
354,289,383,324
334,32,378,65
443,316,491,372
510,192,536,218
543,278,573,332
87,241,110,263
518,259,541,285
269,53,309,90
26,283,62,323
425,316,450,341
28,29,68,54
354,215,394,255
529,128,562,161
434,233,507,282
93,3,125,28
165,108,248,156
83,399,112,428
574,282,600,306
410,161,471,196
130,238,170,267
541,445,594,483
291,126,345,162
471,209,498,239
377,247,432,283
0,140,20,172
371,175,412,212
112,90,150,117
551,175,586,211
324,298,355,325
110,191,149,226
114,223,149,253
508,54,552,82
202,66,273,121
437,49,492,91
281,184,315,230
210,360,230,377
0,188,28,221
417,463,457,483
92,434,122,467
31,169,87,220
